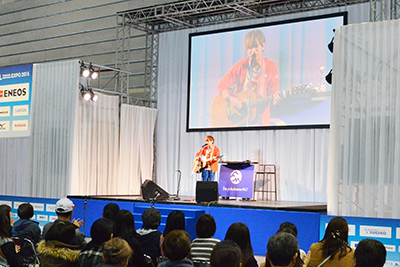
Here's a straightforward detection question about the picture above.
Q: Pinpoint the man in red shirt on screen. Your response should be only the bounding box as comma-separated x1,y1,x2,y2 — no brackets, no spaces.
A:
213,29,280,127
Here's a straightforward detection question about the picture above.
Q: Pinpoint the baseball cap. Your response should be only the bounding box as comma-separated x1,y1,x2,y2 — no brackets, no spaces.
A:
55,198,75,213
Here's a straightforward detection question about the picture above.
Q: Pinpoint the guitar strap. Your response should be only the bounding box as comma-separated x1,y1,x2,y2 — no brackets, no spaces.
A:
258,58,266,97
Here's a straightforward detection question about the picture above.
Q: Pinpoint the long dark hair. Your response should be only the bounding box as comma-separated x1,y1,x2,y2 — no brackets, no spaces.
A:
114,209,137,239
321,216,351,259
0,204,11,237
163,210,185,237
225,222,254,265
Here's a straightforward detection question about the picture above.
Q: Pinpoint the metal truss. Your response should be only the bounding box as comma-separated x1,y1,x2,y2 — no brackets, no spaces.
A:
118,0,370,33
370,0,400,21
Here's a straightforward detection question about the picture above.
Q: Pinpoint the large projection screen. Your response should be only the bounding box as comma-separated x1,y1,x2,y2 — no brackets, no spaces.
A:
187,13,347,131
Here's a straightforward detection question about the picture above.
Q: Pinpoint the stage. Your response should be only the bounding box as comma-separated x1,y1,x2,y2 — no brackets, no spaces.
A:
72,194,327,213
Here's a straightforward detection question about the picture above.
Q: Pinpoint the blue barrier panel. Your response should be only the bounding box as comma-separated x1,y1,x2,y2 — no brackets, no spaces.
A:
0,195,58,229
209,206,321,256
321,215,400,266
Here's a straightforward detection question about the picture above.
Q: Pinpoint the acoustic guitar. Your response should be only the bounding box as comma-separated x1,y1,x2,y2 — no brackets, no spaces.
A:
192,155,222,173
210,84,312,127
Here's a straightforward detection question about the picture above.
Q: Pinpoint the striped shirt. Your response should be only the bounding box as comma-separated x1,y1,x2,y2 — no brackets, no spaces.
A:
190,237,220,262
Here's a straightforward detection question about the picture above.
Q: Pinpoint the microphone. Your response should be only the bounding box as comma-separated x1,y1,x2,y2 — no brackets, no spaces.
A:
202,143,207,147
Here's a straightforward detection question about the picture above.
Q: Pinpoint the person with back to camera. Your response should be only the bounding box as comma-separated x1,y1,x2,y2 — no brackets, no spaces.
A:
97,237,133,267
113,210,147,267
210,240,242,267
304,216,354,267
0,204,23,267
42,198,86,247
11,203,40,245
136,207,162,266
266,232,299,267
0,205,14,237
103,203,120,222
353,239,386,267
190,214,220,262
224,222,258,267
159,230,193,267
78,218,115,267
36,221,81,267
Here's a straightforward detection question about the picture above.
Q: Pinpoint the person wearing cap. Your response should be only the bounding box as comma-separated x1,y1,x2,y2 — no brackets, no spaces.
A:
136,207,162,265
42,198,86,247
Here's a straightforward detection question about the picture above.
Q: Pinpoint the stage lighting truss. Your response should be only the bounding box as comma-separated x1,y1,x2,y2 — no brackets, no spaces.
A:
80,62,98,80
79,84,98,102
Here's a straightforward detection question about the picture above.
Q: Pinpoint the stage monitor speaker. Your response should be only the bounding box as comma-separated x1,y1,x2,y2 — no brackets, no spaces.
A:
196,181,218,203
141,179,169,201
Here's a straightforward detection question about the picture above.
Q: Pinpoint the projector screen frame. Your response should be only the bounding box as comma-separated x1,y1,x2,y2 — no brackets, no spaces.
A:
186,12,348,132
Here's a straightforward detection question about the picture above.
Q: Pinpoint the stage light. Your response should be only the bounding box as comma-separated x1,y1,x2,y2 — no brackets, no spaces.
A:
89,64,98,80
80,62,90,78
88,88,98,102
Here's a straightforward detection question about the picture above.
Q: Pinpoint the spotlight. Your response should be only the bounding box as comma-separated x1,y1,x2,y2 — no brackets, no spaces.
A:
80,62,90,78
88,88,98,102
89,64,98,80
325,69,332,85
81,89,91,101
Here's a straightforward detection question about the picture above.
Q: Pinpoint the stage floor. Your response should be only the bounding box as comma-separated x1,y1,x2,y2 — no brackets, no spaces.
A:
72,194,327,213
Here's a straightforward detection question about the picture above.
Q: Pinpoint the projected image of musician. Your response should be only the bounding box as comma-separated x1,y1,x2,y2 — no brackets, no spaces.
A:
212,29,280,127
193,135,221,181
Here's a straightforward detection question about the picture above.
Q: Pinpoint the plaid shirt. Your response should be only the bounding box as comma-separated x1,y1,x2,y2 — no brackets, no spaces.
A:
78,244,105,267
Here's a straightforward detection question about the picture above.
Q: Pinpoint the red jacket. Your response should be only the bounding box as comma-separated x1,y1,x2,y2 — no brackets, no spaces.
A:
217,56,279,126
195,145,220,173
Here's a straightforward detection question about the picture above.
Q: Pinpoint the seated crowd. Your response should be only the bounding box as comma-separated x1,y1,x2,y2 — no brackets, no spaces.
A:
0,198,387,267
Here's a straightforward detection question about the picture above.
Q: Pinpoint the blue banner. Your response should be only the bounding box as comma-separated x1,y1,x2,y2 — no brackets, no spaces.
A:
0,64,33,138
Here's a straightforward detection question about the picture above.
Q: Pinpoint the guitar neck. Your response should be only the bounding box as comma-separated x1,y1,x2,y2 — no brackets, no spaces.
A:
248,86,305,109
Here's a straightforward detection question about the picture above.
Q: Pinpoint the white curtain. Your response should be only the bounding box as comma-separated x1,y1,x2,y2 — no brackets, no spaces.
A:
70,93,120,195
328,19,400,218
118,105,158,195
155,8,372,201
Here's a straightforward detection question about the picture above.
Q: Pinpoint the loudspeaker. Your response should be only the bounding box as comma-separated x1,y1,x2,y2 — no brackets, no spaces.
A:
141,180,169,201
196,181,218,203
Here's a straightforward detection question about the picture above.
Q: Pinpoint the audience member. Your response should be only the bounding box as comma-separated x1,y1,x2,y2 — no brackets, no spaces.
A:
42,198,86,247
11,203,40,244
103,203,120,222
159,230,193,267
114,210,147,267
210,240,241,267
305,216,354,267
97,237,133,267
225,222,257,267
163,210,185,237
190,214,220,262
266,232,299,267
136,207,162,265
0,205,13,237
353,239,386,267
276,222,306,261
78,218,115,267
0,205,23,267
37,221,81,267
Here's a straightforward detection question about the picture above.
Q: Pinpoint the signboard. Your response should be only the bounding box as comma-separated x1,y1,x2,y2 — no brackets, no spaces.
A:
0,64,33,138
320,215,400,266
219,164,254,198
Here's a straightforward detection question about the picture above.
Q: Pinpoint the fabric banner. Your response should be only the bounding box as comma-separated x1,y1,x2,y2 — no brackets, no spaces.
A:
0,64,33,138
219,164,254,198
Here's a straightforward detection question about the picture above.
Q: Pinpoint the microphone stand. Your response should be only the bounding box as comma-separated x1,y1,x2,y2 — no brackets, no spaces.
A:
174,170,182,200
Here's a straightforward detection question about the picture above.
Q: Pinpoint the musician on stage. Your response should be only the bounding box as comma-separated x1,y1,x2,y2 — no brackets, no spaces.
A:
217,29,280,126
194,135,220,181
